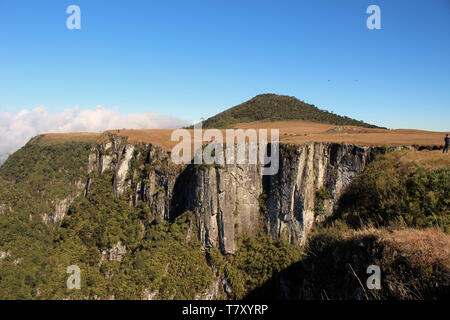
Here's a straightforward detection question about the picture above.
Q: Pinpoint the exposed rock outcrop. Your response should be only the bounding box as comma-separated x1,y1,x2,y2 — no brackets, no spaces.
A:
264,143,379,245
143,288,159,300
42,180,85,225
195,276,230,300
99,241,127,265
114,144,135,198
106,241,127,262
86,136,387,253
0,250,10,260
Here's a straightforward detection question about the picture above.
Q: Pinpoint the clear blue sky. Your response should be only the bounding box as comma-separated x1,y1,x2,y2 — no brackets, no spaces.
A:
0,0,449,130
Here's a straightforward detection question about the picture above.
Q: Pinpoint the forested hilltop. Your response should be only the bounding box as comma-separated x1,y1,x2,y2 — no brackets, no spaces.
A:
198,94,383,129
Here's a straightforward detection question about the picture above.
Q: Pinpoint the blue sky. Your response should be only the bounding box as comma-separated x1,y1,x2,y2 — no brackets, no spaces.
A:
0,0,449,131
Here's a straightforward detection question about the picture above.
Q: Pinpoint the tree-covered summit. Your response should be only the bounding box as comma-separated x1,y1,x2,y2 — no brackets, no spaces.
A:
200,94,382,129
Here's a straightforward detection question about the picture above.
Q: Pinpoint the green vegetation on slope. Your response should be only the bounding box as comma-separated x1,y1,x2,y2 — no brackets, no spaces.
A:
37,169,304,300
0,134,92,200
199,94,382,129
37,171,214,299
0,178,53,299
0,136,93,299
215,235,302,299
334,151,450,232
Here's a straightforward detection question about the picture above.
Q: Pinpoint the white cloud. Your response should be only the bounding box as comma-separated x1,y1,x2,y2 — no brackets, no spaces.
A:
0,105,188,165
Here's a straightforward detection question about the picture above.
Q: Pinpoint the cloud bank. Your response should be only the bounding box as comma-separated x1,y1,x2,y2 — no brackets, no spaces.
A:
0,106,188,165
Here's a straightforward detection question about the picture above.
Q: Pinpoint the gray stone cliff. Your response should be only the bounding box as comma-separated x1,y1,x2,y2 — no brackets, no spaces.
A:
85,137,385,253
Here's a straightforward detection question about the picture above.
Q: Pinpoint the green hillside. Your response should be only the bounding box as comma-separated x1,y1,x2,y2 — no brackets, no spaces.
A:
199,94,383,129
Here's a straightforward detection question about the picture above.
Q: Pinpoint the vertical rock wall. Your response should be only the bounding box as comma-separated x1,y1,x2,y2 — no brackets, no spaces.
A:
86,137,383,253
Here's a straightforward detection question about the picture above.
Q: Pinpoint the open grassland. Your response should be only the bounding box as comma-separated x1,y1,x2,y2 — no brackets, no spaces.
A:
32,132,101,146
235,120,447,147
37,120,448,152
392,149,450,169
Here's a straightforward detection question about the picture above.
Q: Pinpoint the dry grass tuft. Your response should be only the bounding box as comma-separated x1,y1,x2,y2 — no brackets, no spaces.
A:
335,226,450,273
382,228,450,271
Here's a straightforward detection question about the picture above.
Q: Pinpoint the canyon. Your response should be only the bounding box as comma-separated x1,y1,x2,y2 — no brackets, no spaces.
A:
72,134,392,253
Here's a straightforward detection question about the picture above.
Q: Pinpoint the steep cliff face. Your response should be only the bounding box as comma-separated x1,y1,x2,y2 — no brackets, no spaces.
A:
263,143,381,246
42,188,83,224
87,136,385,253
177,163,263,254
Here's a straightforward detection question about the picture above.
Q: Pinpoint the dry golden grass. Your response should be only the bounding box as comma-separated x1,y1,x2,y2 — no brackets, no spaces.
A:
330,226,450,299
38,132,101,145
393,150,450,169
37,123,449,171
346,227,450,271
111,120,447,150
382,228,450,271
235,120,447,147
40,120,448,152
103,129,181,149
